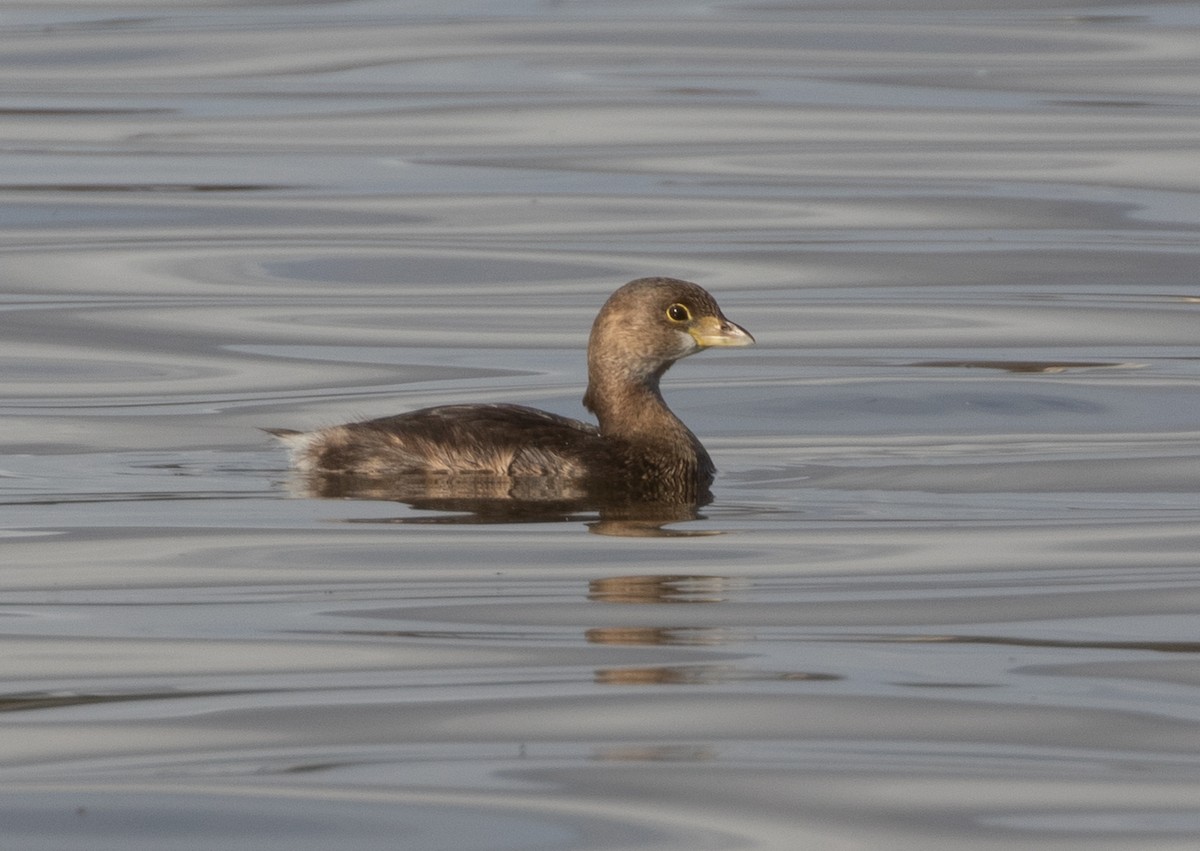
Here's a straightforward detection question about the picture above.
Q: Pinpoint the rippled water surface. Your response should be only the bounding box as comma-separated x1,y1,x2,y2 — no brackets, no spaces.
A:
3,1,1200,848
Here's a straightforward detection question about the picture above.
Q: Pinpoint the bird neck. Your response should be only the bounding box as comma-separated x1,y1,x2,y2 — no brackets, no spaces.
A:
584,367,706,460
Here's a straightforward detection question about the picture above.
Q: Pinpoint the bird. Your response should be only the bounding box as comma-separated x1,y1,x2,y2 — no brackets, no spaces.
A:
266,277,753,501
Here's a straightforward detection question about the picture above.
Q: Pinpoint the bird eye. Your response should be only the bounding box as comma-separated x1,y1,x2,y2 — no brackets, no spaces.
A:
666,303,691,322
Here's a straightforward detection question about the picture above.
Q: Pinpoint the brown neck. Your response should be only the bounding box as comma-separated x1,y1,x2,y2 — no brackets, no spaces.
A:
583,369,710,472
586,372,672,435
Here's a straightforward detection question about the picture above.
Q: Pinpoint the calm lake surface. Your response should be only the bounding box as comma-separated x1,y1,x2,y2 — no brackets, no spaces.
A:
2,1,1199,847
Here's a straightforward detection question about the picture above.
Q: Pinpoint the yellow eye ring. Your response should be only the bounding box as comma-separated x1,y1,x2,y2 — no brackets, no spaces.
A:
666,303,691,322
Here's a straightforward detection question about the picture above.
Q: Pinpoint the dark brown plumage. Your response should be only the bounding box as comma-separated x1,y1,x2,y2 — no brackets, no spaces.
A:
267,277,753,499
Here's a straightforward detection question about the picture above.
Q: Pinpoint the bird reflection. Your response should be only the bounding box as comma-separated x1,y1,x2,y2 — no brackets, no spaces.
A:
280,469,719,537
595,664,839,685
585,626,739,646
583,573,842,685
588,574,742,603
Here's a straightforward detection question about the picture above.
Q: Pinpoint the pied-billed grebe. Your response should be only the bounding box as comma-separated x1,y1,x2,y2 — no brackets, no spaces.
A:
267,277,753,497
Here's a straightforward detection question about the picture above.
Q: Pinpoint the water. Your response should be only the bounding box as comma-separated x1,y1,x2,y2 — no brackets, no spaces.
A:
2,1,1199,847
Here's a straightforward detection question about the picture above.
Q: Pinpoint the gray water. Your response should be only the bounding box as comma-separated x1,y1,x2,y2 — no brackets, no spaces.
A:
2,1,1200,848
